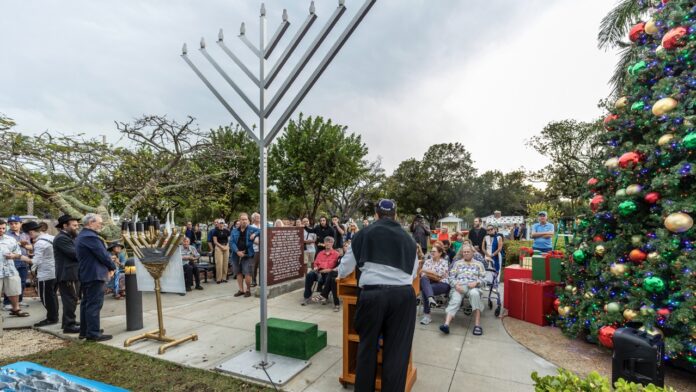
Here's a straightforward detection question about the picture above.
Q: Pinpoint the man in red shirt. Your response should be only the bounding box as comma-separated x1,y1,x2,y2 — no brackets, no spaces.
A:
301,236,339,306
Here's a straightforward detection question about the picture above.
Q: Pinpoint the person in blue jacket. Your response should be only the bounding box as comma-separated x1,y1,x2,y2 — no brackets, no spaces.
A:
230,213,259,298
75,213,116,341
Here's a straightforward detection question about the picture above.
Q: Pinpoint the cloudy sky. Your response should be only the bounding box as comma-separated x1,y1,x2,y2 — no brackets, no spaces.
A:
1,0,618,175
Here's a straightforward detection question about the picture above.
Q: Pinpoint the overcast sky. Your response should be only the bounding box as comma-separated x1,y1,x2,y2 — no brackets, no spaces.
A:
1,0,618,175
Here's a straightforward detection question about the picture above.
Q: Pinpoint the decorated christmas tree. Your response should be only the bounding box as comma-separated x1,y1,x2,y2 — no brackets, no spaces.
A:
557,0,696,369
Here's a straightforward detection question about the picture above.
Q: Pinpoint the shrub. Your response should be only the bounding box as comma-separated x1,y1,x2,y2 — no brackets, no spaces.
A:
503,239,533,266
531,369,675,392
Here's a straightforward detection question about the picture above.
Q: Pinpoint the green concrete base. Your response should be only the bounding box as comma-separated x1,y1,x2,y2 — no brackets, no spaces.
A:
255,318,327,360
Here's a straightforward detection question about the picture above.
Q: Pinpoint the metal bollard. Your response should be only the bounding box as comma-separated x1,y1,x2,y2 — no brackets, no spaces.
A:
124,258,143,331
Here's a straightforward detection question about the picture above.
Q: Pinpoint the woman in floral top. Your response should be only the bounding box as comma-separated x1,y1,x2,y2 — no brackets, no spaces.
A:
439,243,486,336
419,243,450,325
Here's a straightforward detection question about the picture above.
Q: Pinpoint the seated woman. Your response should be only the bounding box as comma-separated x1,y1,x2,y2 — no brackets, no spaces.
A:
302,236,340,308
419,243,450,325
439,243,486,336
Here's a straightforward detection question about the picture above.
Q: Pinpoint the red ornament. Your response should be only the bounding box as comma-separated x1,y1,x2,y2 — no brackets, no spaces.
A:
599,325,617,349
603,114,619,130
644,192,661,204
629,249,647,263
593,235,604,243
629,22,646,42
587,178,599,188
553,298,560,312
657,308,671,317
662,26,687,49
619,151,641,168
590,195,605,212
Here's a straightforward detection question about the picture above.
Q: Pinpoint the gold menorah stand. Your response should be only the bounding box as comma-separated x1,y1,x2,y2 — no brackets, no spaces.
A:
122,223,198,354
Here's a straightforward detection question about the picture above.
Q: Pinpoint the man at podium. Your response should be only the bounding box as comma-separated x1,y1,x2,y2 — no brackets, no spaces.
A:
338,199,419,392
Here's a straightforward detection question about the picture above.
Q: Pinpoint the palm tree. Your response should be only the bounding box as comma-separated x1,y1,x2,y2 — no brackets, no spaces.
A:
598,0,652,96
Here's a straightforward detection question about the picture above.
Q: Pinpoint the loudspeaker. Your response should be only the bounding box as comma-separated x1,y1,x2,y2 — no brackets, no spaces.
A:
612,327,665,387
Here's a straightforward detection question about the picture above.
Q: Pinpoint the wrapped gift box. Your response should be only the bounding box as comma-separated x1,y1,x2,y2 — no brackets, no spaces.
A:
523,280,560,326
518,247,534,264
506,278,531,320
531,252,563,283
503,265,532,309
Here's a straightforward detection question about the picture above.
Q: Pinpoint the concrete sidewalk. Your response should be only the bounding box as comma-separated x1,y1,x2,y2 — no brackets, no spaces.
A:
5,282,556,391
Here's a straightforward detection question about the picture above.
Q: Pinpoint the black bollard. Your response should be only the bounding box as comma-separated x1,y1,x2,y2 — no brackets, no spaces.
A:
124,258,143,331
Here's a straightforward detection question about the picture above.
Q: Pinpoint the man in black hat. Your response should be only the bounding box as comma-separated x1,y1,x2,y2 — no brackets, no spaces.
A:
409,214,429,254
338,199,419,392
53,214,81,333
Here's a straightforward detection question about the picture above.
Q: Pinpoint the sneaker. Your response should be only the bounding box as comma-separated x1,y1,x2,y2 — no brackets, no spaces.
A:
301,298,311,306
3,304,12,311
439,324,450,334
427,297,438,308
19,302,29,307
420,315,432,325
333,305,340,312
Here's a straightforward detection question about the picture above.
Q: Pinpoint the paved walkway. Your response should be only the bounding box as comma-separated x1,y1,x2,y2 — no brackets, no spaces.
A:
4,282,556,391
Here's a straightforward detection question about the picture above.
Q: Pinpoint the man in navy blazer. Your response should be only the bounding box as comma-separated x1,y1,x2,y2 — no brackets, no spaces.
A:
230,213,259,297
75,213,115,341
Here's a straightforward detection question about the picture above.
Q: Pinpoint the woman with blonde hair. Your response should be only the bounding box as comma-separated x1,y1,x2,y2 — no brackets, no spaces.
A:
344,222,358,242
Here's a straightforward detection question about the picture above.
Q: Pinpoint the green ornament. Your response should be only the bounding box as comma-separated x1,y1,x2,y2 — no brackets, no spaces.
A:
628,60,647,75
618,200,638,216
643,276,665,292
683,132,696,149
578,219,589,230
631,101,645,111
572,249,587,262
631,235,643,247
607,302,621,313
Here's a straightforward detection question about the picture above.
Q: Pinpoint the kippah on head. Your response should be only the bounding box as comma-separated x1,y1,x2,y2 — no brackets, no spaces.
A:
375,199,396,218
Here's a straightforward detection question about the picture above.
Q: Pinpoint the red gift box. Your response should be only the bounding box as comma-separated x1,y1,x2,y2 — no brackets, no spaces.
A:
523,280,560,326
507,278,530,320
503,265,533,309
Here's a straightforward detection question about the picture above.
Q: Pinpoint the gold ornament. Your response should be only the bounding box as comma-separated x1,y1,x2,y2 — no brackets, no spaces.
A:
605,157,620,169
658,134,675,146
647,252,660,262
623,309,638,321
645,19,658,35
615,96,629,110
626,184,643,195
691,325,696,339
639,326,664,337
631,235,643,247
610,263,627,276
652,97,678,116
664,212,694,233
616,188,627,197
558,306,571,317
584,291,594,299
595,245,606,256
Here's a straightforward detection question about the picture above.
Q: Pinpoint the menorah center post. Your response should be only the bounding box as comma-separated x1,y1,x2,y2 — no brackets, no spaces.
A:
258,4,270,366
154,277,165,337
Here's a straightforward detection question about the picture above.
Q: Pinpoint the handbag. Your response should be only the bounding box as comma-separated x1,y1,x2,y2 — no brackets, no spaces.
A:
423,270,442,282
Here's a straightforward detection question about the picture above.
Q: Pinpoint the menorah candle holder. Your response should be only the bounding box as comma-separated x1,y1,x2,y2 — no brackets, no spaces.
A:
122,222,198,354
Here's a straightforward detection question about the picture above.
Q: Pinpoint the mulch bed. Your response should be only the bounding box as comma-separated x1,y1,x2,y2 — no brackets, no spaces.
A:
502,316,696,392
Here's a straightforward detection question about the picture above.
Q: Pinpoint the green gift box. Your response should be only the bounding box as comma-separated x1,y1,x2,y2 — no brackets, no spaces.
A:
532,254,563,282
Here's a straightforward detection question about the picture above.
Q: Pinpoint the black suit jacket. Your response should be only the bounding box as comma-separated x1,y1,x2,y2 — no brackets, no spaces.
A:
53,230,79,282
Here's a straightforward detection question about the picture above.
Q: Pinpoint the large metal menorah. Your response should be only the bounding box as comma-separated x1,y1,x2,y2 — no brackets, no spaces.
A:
182,0,376,381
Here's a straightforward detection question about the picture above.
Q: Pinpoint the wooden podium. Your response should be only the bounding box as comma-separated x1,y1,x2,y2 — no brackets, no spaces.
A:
337,269,421,390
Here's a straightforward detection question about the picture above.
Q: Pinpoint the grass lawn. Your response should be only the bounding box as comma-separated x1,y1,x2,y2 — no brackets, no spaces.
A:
0,341,273,392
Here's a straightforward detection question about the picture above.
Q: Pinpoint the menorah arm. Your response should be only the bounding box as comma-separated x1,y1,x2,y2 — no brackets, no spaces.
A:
265,12,317,89
200,48,260,116
217,40,260,86
265,0,377,145
264,18,290,59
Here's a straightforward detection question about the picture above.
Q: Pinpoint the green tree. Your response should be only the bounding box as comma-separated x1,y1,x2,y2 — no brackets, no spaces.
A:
468,170,542,217
388,143,476,224
527,119,604,214
269,114,368,220
328,158,386,221
559,0,696,367
598,0,646,94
